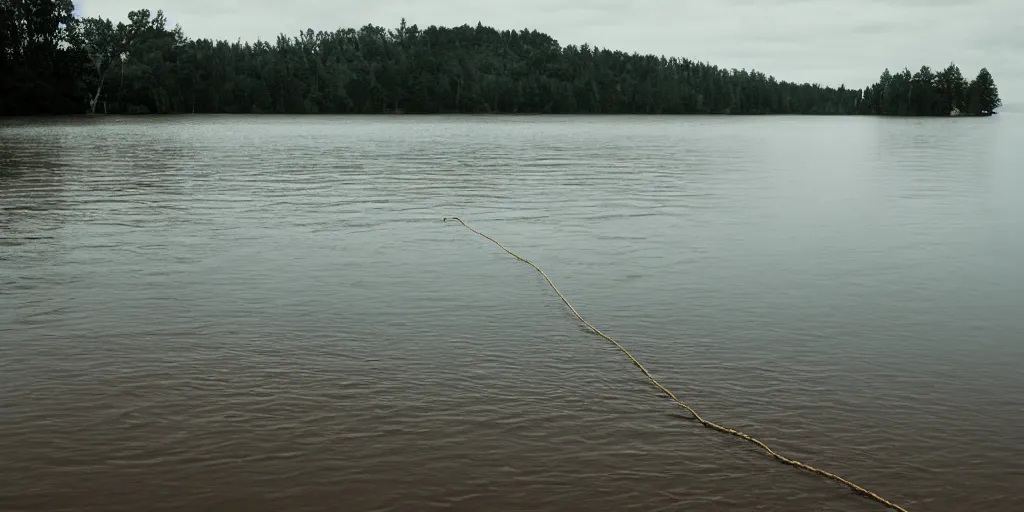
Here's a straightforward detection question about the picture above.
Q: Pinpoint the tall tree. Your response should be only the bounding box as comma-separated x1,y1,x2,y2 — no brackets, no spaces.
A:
969,67,1001,114
909,65,937,115
0,0,85,114
79,16,117,113
935,63,968,114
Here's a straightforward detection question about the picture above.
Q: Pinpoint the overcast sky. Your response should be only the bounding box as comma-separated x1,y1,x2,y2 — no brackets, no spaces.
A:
77,0,1021,102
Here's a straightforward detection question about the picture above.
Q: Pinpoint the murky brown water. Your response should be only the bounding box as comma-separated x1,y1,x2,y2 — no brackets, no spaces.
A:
2,115,1022,511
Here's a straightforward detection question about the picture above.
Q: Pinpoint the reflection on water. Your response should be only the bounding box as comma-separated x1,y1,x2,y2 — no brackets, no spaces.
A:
1,115,1022,512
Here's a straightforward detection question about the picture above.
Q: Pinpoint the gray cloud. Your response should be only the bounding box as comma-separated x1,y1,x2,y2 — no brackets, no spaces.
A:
76,0,1022,100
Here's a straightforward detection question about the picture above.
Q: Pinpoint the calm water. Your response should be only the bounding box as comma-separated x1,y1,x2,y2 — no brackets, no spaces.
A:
1,115,1022,512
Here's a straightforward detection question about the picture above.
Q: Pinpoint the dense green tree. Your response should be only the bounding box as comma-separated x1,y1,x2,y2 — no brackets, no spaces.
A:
935,63,968,114
860,62,1000,116
966,67,1001,114
0,0,86,114
0,2,1004,116
910,65,939,116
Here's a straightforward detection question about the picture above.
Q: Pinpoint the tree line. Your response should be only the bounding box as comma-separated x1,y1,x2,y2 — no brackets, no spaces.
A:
1,1,1002,116
861,65,1000,116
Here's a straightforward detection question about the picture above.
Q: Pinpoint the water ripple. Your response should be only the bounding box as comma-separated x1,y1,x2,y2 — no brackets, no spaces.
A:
1,115,1022,512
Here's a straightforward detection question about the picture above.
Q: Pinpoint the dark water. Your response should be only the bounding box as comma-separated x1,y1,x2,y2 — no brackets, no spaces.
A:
1,115,1022,512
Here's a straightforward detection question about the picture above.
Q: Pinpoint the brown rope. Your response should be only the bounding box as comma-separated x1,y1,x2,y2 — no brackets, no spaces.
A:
445,216,909,512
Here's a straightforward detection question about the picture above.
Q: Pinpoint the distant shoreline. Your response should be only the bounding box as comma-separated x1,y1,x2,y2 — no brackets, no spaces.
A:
2,7,1002,118
3,111,998,120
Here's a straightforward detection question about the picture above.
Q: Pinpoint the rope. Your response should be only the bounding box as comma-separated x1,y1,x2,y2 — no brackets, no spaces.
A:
443,216,908,512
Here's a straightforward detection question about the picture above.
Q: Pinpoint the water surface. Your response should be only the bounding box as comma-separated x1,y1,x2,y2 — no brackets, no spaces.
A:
2,115,1022,511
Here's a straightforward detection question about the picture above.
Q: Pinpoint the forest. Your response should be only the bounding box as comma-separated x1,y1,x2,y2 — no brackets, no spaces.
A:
1,0,1002,116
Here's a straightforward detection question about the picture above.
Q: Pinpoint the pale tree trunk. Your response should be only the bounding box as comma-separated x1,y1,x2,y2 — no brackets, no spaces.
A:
86,50,108,114
118,57,125,109
89,59,105,114
90,82,104,114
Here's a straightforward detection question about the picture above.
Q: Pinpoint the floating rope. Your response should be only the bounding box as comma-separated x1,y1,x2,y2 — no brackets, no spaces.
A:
444,216,908,512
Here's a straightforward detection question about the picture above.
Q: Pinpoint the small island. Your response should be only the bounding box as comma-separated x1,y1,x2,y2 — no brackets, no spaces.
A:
0,4,1002,116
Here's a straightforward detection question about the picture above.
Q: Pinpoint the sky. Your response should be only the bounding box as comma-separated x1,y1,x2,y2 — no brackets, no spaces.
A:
76,0,1022,103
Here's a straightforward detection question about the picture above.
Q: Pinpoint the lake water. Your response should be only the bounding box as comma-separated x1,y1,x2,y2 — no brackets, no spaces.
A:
1,115,1022,512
